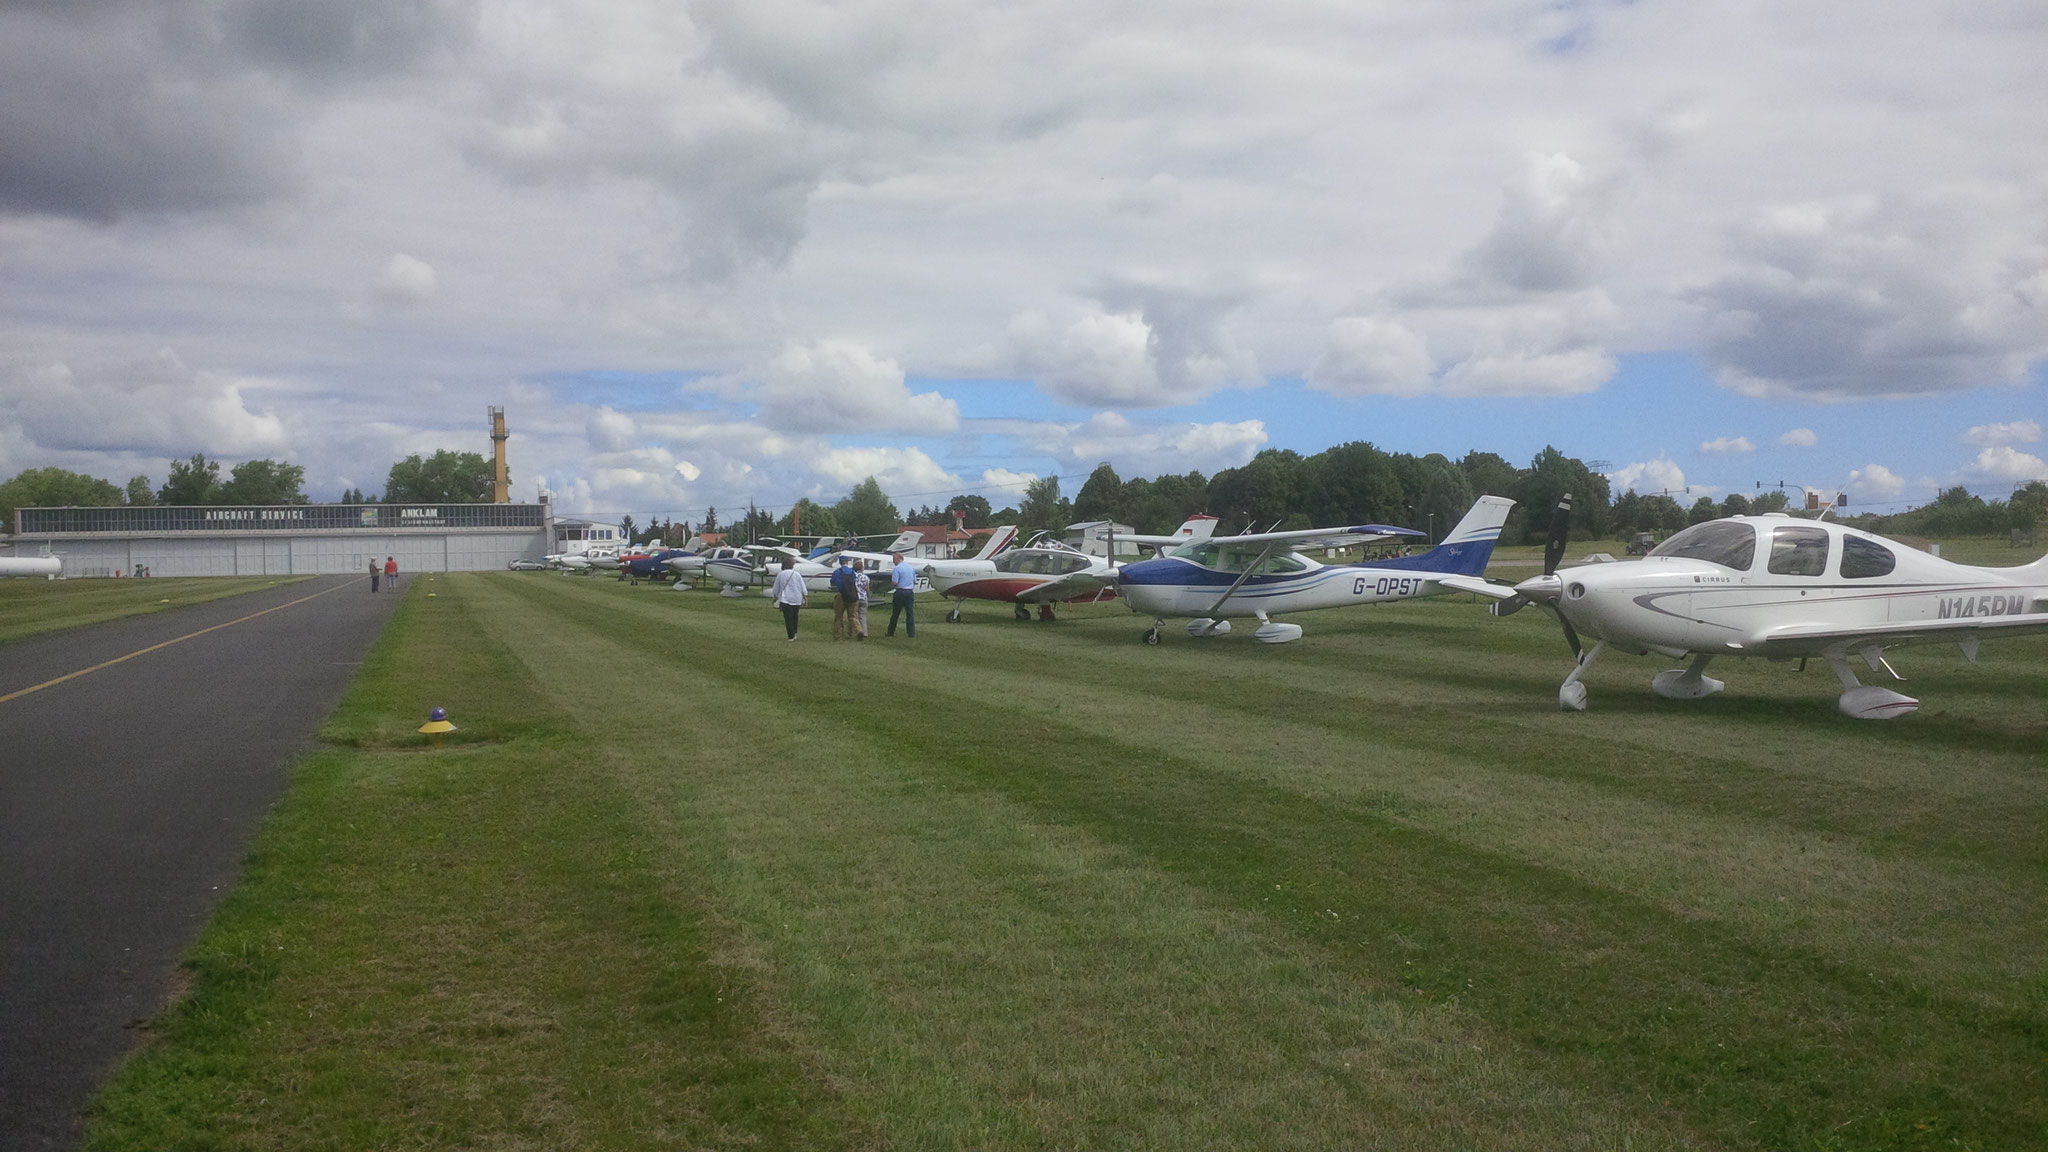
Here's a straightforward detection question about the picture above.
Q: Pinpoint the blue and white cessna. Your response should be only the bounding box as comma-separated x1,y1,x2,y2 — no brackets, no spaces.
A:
1118,495,1516,644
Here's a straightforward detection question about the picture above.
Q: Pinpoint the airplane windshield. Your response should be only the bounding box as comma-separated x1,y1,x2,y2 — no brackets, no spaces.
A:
1168,540,1304,574
1648,520,1757,571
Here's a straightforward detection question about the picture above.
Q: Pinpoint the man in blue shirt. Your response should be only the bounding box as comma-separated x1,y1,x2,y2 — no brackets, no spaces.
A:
886,550,918,638
831,555,856,640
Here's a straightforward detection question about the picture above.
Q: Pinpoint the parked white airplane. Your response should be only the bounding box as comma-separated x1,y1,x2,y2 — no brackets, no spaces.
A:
1117,496,1515,643
0,556,62,578
923,517,1217,622
1456,497,2048,718
702,531,924,595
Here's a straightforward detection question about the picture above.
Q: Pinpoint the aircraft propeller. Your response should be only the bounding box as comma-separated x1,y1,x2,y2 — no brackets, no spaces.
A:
1495,494,1582,658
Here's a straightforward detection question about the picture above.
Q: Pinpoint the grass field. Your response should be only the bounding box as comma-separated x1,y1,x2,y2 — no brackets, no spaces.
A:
81,566,2047,1150
0,576,309,644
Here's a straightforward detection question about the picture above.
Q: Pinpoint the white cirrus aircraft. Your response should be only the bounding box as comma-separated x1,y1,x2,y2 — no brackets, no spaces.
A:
1458,497,2048,719
1117,496,1514,644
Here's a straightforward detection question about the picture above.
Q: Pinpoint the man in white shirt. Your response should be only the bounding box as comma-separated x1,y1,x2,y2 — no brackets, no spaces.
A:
770,559,808,641
886,551,918,638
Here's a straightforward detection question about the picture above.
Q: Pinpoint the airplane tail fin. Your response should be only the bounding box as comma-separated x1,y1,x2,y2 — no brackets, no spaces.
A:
1178,514,1220,542
879,529,921,555
1378,495,1515,577
970,524,1020,559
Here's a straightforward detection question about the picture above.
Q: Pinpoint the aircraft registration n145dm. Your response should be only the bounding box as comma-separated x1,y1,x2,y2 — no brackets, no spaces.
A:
1462,500,2048,718
1118,495,1515,644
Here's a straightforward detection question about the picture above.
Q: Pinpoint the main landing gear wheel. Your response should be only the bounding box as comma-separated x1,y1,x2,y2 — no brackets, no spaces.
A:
946,606,962,623
1015,603,1032,621
1142,627,1161,645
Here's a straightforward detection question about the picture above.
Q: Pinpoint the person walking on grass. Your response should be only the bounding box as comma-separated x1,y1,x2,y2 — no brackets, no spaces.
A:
886,550,917,638
831,554,856,640
851,562,871,640
770,558,808,641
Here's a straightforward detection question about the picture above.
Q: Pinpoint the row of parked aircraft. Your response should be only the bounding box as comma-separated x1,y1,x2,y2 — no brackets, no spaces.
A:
529,493,2047,720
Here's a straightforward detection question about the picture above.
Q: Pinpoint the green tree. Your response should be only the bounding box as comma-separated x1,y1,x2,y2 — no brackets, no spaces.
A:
1640,494,1688,533
124,475,155,506
339,486,373,504
158,454,223,505
1687,496,1720,525
1017,474,1070,534
1209,449,1305,531
219,459,307,505
1413,459,1474,543
1,467,124,532
1720,493,1751,517
1512,447,1611,543
833,477,900,537
946,494,992,529
619,514,637,542
384,450,494,504
779,498,842,539
1751,490,1791,514
701,506,720,534
1072,463,1127,524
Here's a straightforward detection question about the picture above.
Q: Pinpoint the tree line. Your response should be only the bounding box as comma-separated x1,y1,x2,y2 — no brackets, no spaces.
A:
0,450,499,532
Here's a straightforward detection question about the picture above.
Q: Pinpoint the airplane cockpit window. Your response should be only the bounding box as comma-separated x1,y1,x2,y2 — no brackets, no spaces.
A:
1648,520,1757,571
1767,525,1831,576
1840,535,1897,579
1173,541,1220,566
1253,552,1306,575
1055,554,1091,575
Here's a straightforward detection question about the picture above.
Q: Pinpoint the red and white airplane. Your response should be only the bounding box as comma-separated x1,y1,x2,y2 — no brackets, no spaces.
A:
924,516,1219,622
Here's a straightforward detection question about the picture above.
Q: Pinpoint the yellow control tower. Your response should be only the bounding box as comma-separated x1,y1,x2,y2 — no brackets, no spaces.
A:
489,406,510,504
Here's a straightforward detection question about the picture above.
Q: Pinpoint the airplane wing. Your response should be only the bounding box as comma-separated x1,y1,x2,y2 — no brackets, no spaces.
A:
1017,570,1118,604
1749,611,2048,656
1434,575,1519,600
1204,523,1426,550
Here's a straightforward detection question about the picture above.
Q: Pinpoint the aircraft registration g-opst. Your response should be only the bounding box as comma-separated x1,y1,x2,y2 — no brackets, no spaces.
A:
1117,495,1515,644
1458,497,2048,719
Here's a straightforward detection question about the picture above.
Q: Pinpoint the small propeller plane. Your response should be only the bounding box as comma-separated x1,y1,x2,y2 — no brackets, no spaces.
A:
1457,496,2048,718
923,516,1218,623
1117,495,1515,643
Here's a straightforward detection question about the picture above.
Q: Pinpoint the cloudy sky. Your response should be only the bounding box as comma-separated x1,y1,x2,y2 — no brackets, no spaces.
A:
3,0,2045,521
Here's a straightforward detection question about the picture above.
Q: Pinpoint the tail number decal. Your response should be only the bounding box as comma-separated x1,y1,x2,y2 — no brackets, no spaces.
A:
1356,576,1422,597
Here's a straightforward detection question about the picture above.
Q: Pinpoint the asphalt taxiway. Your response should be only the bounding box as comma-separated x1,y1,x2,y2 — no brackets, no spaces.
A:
0,574,401,1150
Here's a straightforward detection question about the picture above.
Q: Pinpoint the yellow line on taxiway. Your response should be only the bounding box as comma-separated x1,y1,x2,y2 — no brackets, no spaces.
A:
0,577,363,707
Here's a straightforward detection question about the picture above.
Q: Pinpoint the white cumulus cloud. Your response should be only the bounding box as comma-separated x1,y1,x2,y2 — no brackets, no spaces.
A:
1608,457,1686,496
1778,428,1818,447
1848,463,1907,503
1700,436,1756,454
1962,419,2041,447
375,254,437,306
748,340,959,435
1966,445,2048,483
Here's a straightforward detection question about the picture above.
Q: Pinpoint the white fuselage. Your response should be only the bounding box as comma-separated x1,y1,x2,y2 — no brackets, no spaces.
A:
1532,517,2048,661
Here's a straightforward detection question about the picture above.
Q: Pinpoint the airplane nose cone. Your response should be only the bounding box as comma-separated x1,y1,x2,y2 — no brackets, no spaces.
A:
1513,572,1563,605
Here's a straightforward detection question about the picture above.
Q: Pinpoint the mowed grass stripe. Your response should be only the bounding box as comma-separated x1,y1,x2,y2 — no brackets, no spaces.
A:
84,581,870,1151
553,579,2047,1009
476,576,1694,1149
508,576,2047,1150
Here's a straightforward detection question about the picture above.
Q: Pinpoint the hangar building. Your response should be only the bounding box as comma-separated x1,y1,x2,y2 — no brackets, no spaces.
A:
4,503,552,578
